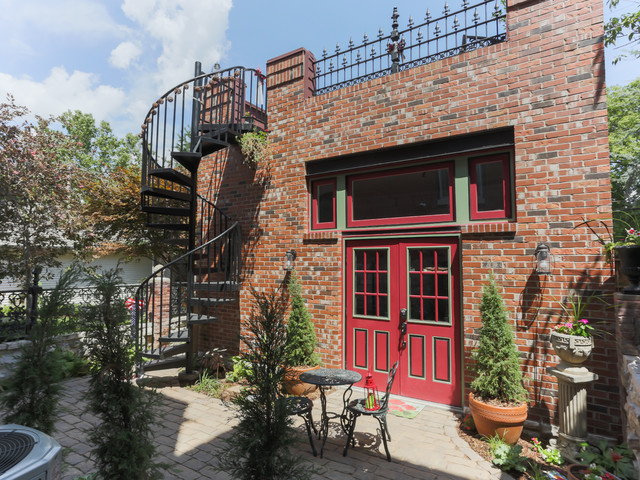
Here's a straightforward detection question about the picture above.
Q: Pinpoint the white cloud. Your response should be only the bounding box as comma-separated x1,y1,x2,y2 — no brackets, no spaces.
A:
1,0,126,41
0,67,126,123
110,41,142,69
121,0,232,90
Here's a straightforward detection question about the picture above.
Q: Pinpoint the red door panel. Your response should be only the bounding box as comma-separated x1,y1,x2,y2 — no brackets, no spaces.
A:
345,237,461,406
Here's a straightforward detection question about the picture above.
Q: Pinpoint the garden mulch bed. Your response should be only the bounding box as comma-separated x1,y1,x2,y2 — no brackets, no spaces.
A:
457,419,567,480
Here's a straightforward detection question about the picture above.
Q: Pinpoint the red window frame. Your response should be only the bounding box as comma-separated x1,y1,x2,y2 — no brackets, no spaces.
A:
469,154,512,220
346,162,455,228
311,178,337,229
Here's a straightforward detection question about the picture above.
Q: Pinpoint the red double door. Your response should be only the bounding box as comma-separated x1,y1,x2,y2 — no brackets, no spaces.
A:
345,237,461,406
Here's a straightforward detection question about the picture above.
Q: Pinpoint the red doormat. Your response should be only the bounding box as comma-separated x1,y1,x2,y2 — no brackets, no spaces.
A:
388,398,425,419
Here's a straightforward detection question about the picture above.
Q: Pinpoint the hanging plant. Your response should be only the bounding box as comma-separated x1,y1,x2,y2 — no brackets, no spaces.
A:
238,129,271,168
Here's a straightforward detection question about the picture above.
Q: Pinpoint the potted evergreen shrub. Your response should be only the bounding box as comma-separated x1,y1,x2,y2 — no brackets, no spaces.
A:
283,270,320,395
468,276,528,444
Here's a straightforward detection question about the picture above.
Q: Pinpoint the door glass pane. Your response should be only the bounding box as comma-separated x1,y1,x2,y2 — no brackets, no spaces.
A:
424,251,435,271
436,249,448,270
378,253,387,271
422,298,435,321
423,274,435,296
438,299,449,323
410,274,420,295
355,272,364,292
409,297,420,320
410,250,420,272
366,252,377,270
379,297,388,318
379,273,388,293
355,294,364,315
366,273,376,291
437,274,449,297
366,295,377,316
356,251,364,270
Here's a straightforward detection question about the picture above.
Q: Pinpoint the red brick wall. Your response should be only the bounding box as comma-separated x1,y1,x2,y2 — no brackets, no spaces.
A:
198,0,618,437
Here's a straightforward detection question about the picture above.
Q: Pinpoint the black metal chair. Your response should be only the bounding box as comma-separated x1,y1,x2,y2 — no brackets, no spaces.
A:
342,361,399,462
285,396,318,456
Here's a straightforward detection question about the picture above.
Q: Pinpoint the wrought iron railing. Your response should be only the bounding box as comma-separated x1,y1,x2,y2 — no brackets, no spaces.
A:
140,65,267,200
0,284,138,342
134,219,241,365
313,0,506,95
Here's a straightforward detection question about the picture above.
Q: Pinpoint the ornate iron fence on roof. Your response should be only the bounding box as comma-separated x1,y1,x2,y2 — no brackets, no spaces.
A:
313,0,506,95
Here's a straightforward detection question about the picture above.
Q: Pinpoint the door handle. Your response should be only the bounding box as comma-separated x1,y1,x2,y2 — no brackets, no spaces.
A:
399,308,407,349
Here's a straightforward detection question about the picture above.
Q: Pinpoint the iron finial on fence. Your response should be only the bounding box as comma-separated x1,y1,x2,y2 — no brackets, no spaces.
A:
390,7,401,73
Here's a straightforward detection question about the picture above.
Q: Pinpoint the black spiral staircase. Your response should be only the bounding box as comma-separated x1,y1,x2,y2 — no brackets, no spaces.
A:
134,63,267,374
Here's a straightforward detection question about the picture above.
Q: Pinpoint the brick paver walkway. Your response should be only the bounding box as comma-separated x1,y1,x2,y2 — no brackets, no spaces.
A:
53,373,512,479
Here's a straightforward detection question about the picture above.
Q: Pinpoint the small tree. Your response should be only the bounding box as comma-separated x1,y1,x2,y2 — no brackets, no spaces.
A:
1,264,82,433
471,277,527,404
216,288,312,480
0,96,84,287
284,271,319,367
81,267,165,480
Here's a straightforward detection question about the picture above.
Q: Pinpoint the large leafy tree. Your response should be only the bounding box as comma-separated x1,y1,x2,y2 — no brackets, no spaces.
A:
0,96,84,287
61,111,173,263
605,0,640,64
608,81,640,235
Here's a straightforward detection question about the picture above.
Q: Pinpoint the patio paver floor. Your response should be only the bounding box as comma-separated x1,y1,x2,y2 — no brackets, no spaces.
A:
50,371,514,479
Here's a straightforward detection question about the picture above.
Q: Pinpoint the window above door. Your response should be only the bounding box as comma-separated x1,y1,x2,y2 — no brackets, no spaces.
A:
308,150,514,231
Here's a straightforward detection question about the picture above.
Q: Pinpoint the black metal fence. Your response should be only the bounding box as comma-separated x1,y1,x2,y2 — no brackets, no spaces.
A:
0,280,138,343
313,0,506,95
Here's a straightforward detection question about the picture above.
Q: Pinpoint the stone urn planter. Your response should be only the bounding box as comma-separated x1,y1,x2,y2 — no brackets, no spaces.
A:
468,392,528,445
615,245,640,294
550,331,593,369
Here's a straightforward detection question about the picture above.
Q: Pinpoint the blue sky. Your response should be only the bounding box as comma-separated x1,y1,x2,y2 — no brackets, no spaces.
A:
0,0,637,136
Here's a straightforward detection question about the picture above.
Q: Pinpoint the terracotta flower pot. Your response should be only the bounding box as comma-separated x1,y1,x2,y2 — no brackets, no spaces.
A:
550,331,593,368
468,392,527,444
283,365,319,395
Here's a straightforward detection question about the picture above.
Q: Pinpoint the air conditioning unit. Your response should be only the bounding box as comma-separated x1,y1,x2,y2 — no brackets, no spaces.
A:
0,424,61,480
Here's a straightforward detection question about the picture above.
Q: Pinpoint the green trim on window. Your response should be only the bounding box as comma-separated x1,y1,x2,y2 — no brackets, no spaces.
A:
454,158,470,223
336,176,347,230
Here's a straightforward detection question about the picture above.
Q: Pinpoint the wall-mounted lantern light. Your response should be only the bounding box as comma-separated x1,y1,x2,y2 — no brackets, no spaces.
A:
284,249,297,271
534,242,552,275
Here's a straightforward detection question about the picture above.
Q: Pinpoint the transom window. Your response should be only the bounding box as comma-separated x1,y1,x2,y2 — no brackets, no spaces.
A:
308,151,513,230
347,163,455,227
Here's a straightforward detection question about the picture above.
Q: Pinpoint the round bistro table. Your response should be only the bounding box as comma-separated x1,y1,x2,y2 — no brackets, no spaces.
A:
299,368,362,458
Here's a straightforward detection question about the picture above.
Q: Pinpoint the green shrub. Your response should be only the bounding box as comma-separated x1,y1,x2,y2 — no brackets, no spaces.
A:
488,435,528,473
1,265,82,433
216,288,312,480
191,371,224,398
471,277,527,404
226,355,252,382
81,267,166,480
577,440,637,480
284,271,319,367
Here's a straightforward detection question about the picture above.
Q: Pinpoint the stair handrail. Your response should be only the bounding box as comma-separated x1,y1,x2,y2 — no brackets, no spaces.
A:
133,220,241,366
140,65,267,170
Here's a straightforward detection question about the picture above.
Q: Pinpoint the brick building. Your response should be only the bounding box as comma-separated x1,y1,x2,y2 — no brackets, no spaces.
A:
138,0,618,439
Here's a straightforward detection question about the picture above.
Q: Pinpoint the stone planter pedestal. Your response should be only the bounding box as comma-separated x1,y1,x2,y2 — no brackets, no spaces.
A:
547,365,598,461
